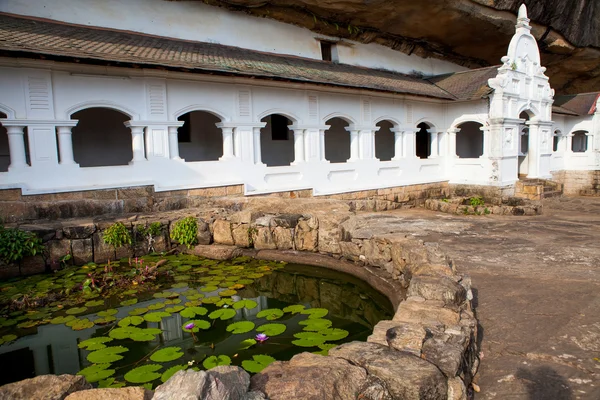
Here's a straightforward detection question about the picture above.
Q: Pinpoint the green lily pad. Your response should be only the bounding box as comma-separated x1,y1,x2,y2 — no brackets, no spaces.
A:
186,294,204,301
85,300,105,307
87,346,128,363
78,336,113,350
124,364,162,384
130,328,162,342
182,320,211,333
77,364,115,383
144,311,171,322
256,323,286,336
238,338,257,350
202,296,221,304
218,289,237,297
109,326,140,340
97,309,118,317
147,302,165,310
241,355,276,373
232,299,258,310
122,289,137,296
161,365,187,383
199,285,218,292
256,308,283,321
94,315,117,325
292,332,326,347
202,355,231,369
180,307,208,318
165,306,185,313
165,298,183,305
120,299,138,307
65,307,88,315
118,316,145,327
177,265,192,272
237,279,254,285
174,275,190,282
0,334,18,345
283,305,305,314
226,321,255,334
319,328,349,341
70,318,94,331
301,308,329,319
170,282,188,289
98,377,125,388
208,309,236,321
150,347,184,362
153,291,179,299
299,318,332,331
50,315,76,325
128,308,148,316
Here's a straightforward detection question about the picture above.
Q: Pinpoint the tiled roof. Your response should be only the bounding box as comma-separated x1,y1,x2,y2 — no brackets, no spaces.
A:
554,92,600,116
427,66,498,101
552,105,579,116
0,14,455,100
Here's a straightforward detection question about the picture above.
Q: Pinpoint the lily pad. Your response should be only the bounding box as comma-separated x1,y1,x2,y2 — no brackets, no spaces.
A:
97,309,118,317
144,311,171,322
70,318,94,331
50,315,76,325
319,328,349,341
180,307,208,318
256,308,283,321
208,308,236,321
238,338,257,350
226,321,255,334
161,365,187,383
98,378,125,388
292,332,326,347
299,318,332,331
202,355,231,369
65,307,88,315
216,298,234,307
120,299,138,307
124,364,162,384
150,346,184,362
232,299,258,310
128,308,148,316
181,320,211,332
256,323,286,336
109,326,140,340
147,302,165,310
165,298,183,305
87,346,128,364
78,336,113,351
0,334,18,345
131,328,162,342
241,355,276,373
165,305,185,313
170,282,188,289
77,364,115,383
118,316,144,327
301,308,329,319
85,300,105,307
94,316,117,325
283,305,305,314
202,296,221,304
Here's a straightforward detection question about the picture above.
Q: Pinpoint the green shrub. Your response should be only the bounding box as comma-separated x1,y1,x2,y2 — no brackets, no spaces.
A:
0,226,44,264
103,222,132,250
170,217,198,249
136,222,163,253
469,196,485,207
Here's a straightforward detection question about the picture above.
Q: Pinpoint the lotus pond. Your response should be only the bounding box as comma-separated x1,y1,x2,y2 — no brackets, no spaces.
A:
0,254,392,389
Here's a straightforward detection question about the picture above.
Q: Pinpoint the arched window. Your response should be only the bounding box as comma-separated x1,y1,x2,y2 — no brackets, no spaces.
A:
375,120,395,161
572,131,588,153
456,122,484,158
0,112,8,171
177,111,222,162
416,122,431,159
260,114,294,167
325,117,351,163
71,108,131,167
552,130,561,152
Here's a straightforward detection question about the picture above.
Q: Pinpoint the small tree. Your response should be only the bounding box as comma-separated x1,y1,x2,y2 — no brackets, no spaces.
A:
103,222,132,251
170,217,198,249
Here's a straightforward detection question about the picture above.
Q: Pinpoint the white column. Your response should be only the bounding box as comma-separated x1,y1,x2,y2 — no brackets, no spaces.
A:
403,129,417,158
220,127,235,160
252,127,262,164
585,133,593,152
319,129,326,162
6,126,28,170
429,130,439,158
447,128,459,157
56,126,77,165
349,129,359,161
129,126,146,163
167,126,181,160
527,123,540,178
391,129,403,160
233,127,242,157
292,129,305,164
481,126,490,157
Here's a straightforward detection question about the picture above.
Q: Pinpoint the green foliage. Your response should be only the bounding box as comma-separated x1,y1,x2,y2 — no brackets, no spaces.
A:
226,321,255,334
233,299,258,310
292,332,327,347
283,304,305,314
78,337,113,351
208,308,236,321
256,323,286,336
299,318,332,331
124,364,162,384
469,196,485,207
78,364,115,383
484,207,491,215
441,198,450,203
256,308,283,321
87,346,128,364
241,355,276,373
102,222,132,250
136,222,162,253
170,217,198,249
0,226,44,264
150,347,184,362
202,355,231,369
181,319,210,332
301,308,329,319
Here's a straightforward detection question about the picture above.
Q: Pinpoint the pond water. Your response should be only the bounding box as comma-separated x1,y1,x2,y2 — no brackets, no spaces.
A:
0,254,392,389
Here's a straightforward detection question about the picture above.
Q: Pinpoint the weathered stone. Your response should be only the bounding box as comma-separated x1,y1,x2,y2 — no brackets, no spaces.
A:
196,218,212,245
93,232,116,263
367,320,399,346
362,239,392,268
229,210,263,224
319,281,343,315
295,275,319,302
20,255,46,275
46,239,72,263
0,374,91,400
242,391,266,400
206,366,250,400
447,377,467,400
386,323,427,355
232,224,252,248
64,387,152,400
271,214,302,228
212,220,234,245
408,275,467,306
273,226,293,249
153,369,226,400
63,223,96,239
317,214,349,254
329,341,447,400
189,244,242,260
421,336,465,377
393,297,460,327
293,219,318,251
411,263,454,277
252,227,276,250
21,224,58,242
250,352,370,400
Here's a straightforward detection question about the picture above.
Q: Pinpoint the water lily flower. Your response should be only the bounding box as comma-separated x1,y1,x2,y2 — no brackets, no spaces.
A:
185,322,195,330
255,333,269,343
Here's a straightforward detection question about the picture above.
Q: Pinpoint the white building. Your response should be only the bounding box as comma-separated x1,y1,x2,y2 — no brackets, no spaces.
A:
0,1,598,210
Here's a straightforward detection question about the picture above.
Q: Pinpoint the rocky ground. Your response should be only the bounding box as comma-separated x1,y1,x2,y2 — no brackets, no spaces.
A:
385,196,600,399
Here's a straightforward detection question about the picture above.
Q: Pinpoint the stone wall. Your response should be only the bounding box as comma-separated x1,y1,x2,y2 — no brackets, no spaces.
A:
552,170,600,196
0,182,448,223
449,184,515,204
424,197,542,216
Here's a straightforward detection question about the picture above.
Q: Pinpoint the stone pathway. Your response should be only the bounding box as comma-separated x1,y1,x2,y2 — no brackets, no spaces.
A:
385,196,600,400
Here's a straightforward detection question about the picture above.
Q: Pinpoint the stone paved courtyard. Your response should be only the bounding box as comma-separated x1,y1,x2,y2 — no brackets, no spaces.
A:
386,196,600,399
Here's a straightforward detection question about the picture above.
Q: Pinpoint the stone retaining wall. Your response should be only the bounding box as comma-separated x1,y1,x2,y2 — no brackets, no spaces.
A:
552,170,600,196
424,197,543,216
0,182,448,223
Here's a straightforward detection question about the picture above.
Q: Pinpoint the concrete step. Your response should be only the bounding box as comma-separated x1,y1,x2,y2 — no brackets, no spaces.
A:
542,190,562,198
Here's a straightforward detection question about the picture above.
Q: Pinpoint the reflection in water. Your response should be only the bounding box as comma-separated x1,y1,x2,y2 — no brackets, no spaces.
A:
0,263,392,386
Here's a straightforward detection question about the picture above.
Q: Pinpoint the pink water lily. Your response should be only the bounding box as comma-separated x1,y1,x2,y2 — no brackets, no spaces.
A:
255,333,269,343
185,322,195,330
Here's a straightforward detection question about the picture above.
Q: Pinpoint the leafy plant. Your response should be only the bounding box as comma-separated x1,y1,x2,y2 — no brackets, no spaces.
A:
226,321,255,334
469,196,485,207
170,217,198,249
103,222,132,250
484,207,491,215
124,364,162,384
136,222,162,253
150,347,184,362
203,355,231,369
0,226,44,264
242,355,276,373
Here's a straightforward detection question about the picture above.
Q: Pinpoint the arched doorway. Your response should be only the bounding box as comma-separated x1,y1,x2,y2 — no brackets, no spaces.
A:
571,131,588,153
0,112,8,172
176,111,222,162
325,117,351,163
260,114,294,167
416,122,431,159
71,108,132,167
456,122,484,158
518,111,530,177
375,120,395,161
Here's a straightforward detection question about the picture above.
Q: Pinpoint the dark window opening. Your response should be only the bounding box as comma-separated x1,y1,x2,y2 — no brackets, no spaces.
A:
177,113,191,143
271,114,290,141
416,122,431,159
553,132,560,152
321,41,332,62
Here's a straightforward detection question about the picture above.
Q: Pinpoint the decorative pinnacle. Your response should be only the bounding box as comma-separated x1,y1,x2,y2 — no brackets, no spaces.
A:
518,4,528,20
516,4,531,30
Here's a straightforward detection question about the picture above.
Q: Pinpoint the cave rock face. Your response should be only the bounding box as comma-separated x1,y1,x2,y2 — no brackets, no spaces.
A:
199,0,600,94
